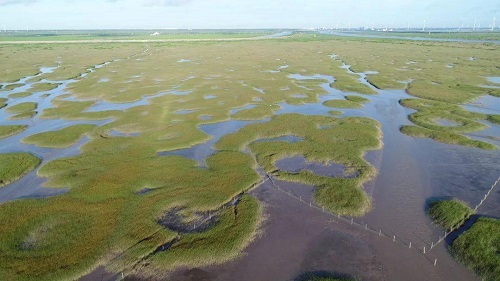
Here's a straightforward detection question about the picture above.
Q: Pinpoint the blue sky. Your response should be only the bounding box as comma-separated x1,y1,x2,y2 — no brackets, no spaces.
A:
0,0,498,30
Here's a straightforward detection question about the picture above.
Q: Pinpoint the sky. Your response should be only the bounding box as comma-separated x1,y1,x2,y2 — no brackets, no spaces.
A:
0,0,498,30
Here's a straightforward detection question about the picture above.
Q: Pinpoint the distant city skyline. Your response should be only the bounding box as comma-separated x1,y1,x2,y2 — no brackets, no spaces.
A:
0,0,498,30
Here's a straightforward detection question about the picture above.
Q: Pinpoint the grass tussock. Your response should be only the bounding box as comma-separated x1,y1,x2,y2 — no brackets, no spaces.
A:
427,199,474,230
451,218,500,281
0,153,41,188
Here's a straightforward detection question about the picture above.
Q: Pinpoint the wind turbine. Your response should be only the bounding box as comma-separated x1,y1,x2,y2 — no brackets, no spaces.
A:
473,19,477,30
492,17,496,31
422,20,426,31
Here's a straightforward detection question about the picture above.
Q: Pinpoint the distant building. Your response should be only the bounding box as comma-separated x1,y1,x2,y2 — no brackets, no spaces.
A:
150,32,160,36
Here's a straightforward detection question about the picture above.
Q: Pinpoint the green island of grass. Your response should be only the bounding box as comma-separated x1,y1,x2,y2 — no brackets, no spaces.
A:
28,82,61,93
487,114,500,125
216,113,381,216
1,83,24,91
427,199,474,230
8,92,32,98
345,95,369,103
0,98,6,109
5,102,37,114
22,124,97,148
451,218,500,281
323,99,363,109
0,153,41,188
0,125,28,139
400,125,496,150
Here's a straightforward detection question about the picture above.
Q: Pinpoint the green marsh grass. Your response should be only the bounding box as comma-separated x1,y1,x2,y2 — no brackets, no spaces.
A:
22,124,97,148
5,102,37,114
216,114,381,216
427,199,474,230
451,218,500,281
323,99,363,109
143,195,262,275
1,83,24,91
8,92,32,98
28,82,61,93
399,98,496,149
400,126,496,150
487,115,500,125
9,111,37,120
0,153,41,188
345,95,369,103
0,125,28,139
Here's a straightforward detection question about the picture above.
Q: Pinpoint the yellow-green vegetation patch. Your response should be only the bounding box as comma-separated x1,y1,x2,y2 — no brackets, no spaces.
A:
427,199,474,231
329,110,342,115
0,98,6,109
345,95,369,103
330,76,377,95
0,131,261,279
41,100,120,120
323,99,363,109
407,80,484,103
2,83,24,91
5,102,37,114
399,98,497,149
451,218,500,281
28,82,61,93
22,124,97,148
232,104,280,120
216,114,381,216
487,114,500,125
0,152,41,188
0,197,123,281
400,126,495,150
0,125,28,139
9,111,37,120
8,92,32,98
144,195,261,273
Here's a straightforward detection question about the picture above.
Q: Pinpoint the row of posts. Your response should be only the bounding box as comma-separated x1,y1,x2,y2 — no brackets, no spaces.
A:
274,183,440,265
